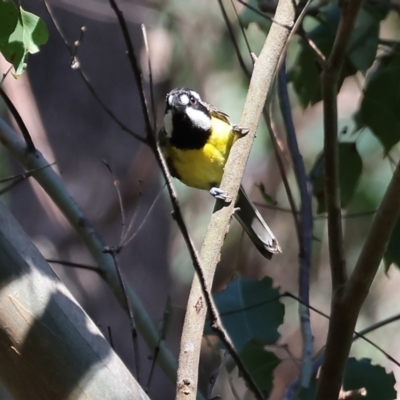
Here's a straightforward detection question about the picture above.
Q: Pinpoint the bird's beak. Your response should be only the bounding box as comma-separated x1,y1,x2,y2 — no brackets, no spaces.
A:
169,95,186,113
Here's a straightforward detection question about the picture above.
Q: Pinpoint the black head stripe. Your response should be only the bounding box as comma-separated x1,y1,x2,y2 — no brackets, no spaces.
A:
169,112,211,150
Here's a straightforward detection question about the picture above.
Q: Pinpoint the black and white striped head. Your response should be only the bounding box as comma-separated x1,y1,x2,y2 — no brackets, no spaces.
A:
164,88,212,149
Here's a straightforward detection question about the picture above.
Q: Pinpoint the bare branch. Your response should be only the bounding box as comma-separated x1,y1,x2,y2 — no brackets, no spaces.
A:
177,0,300,398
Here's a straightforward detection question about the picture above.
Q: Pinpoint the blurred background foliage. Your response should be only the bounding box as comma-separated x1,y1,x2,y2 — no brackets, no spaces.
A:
1,0,400,398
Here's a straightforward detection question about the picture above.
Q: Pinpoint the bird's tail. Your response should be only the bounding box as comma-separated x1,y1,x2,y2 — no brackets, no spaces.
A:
234,186,282,259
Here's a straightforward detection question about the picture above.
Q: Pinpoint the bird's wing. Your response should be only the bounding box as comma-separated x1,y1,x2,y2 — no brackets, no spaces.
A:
234,186,282,259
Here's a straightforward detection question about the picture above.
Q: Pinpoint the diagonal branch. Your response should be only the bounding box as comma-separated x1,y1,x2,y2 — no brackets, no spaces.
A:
176,0,299,398
316,1,387,399
278,59,313,387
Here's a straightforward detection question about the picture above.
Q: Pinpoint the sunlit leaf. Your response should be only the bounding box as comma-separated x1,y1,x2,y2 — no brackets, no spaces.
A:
359,50,400,154
384,217,400,272
310,143,363,214
1,6,48,76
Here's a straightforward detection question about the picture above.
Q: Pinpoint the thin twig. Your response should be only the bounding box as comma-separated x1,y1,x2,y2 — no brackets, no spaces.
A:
122,187,163,247
297,27,326,65
282,292,400,368
43,0,146,143
141,24,157,132
107,326,115,349
47,259,100,273
258,0,328,17
230,0,252,60
0,163,55,195
146,296,171,392
108,0,153,139
217,0,251,75
103,248,141,383
102,160,128,246
0,66,12,87
265,104,301,242
0,87,36,151
71,26,86,65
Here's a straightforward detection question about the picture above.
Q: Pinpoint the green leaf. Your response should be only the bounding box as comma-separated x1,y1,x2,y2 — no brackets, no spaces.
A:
240,341,280,396
347,8,379,73
290,4,355,107
384,217,400,272
299,358,397,400
0,6,49,76
256,183,277,206
290,3,379,107
364,0,390,20
240,0,271,33
352,108,364,133
210,277,284,352
0,0,18,47
343,358,396,400
309,142,363,214
360,50,400,154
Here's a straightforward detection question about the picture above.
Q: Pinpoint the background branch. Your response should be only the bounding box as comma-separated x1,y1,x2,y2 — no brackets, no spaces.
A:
316,1,393,399
0,198,149,400
278,60,313,386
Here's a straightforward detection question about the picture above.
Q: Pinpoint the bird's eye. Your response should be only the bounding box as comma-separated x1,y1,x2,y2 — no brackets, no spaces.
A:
189,96,197,105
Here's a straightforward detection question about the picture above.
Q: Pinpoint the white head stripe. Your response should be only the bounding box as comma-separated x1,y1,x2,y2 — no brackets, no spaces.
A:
190,91,201,100
185,107,211,131
180,94,189,105
164,110,173,137
168,94,174,106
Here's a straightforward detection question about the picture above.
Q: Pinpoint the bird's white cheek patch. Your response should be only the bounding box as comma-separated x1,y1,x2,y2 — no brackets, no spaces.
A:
185,107,211,131
180,94,189,105
164,110,174,137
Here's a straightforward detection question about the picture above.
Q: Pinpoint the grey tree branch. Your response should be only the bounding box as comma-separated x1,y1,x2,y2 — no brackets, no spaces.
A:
316,1,390,399
0,118,178,387
0,198,149,400
176,1,298,398
278,60,313,387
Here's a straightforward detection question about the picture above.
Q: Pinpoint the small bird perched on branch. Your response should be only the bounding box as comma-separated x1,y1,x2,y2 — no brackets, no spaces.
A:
159,87,281,259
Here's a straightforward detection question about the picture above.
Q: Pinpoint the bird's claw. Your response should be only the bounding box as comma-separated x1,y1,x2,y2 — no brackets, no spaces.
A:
210,187,231,203
232,124,249,136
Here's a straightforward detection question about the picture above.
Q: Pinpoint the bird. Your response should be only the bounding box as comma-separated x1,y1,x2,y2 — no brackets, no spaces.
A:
158,87,281,259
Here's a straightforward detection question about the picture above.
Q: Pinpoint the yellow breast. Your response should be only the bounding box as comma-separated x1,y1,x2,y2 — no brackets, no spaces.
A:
165,117,236,190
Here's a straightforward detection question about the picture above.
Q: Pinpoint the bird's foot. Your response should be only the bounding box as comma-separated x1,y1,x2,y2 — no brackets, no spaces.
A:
232,124,249,136
210,187,231,203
